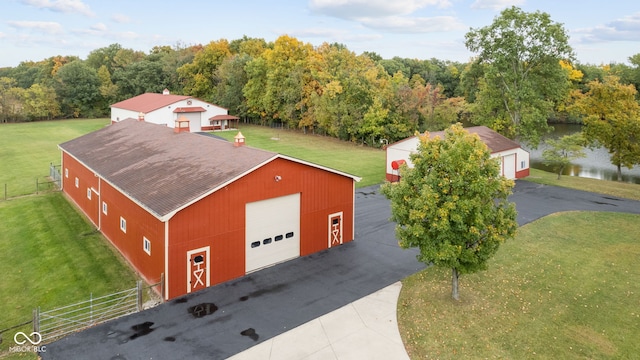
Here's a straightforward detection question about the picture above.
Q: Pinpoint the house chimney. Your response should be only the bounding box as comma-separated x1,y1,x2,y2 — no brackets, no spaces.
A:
138,112,145,121
163,88,170,95
234,132,246,147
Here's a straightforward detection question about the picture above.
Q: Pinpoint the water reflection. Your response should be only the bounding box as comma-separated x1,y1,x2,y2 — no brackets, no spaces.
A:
525,124,640,184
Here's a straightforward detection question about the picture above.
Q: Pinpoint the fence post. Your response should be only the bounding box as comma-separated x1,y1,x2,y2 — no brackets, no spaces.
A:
160,273,165,303
137,280,143,311
33,307,39,336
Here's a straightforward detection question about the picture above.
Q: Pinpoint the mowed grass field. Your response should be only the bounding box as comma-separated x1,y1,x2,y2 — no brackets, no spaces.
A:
399,211,640,359
0,119,132,359
0,119,110,198
215,125,386,187
0,194,138,357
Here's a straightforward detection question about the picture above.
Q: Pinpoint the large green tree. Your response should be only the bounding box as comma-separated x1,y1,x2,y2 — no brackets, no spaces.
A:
381,123,517,300
178,39,231,100
464,6,574,147
571,75,640,180
53,60,102,117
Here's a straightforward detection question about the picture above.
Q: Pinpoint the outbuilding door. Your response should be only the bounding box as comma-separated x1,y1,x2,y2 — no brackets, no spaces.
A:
245,193,300,273
503,154,516,179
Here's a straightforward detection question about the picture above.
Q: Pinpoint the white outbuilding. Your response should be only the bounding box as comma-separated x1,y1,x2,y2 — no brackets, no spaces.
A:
386,126,530,182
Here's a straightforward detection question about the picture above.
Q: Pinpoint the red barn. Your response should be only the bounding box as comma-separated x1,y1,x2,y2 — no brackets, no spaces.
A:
59,119,359,300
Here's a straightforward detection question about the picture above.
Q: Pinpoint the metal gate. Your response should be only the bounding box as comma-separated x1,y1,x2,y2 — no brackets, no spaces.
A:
49,163,61,188
34,282,142,343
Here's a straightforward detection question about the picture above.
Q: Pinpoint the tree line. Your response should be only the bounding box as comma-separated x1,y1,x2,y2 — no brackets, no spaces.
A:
1,6,639,153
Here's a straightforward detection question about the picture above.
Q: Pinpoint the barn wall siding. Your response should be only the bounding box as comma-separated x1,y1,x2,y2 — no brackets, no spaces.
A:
61,152,165,286
62,153,100,227
166,157,354,299
99,180,165,285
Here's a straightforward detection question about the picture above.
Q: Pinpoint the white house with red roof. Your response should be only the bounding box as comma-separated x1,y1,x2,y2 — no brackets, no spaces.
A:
110,89,237,132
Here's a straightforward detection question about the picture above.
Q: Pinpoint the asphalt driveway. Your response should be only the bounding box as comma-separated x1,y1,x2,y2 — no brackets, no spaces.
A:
41,181,640,360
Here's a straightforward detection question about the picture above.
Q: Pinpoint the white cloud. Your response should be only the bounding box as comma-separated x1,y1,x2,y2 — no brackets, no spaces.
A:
608,12,640,32
20,0,94,17
7,21,64,34
309,0,452,19
308,0,459,34
359,15,464,33
111,13,132,24
90,23,108,32
470,0,524,11
290,27,383,43
574,12,640,44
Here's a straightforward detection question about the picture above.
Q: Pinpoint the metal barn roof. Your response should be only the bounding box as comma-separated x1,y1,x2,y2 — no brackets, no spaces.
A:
59,120,359,220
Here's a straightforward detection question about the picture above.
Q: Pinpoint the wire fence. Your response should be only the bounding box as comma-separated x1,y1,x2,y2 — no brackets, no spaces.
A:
35,284,141,343
0,163,61,201
0,277,165,358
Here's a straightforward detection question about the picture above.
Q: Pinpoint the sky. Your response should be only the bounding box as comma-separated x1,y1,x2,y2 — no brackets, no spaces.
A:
1,0,640,68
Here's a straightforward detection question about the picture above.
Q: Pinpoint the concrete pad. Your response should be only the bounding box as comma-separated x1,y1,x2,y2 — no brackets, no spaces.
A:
228,281,409,360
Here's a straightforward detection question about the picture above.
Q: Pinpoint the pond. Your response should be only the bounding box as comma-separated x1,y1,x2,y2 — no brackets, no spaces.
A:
525,124,640,184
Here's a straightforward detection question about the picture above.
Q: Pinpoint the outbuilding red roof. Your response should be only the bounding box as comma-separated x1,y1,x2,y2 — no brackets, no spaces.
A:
173,107,206,113
390,126,521,153
209,114,240,121
111,93,191,113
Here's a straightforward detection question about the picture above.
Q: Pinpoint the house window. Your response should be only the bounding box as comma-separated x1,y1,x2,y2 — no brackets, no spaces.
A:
65,168,68,178
87,188,92,200
120,217,126,233
75,177,79,188
143,237,151,255
521,160,526,169
102,201,108,215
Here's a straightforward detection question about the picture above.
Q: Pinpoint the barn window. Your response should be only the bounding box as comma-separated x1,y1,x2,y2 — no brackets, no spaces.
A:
143,237,151,255
274,235,284,241
120,217,127,233
65,168,68,178
75,177,79,188
87,188,92,199
102,201,108,215
285,232,294,238
521,160,526,169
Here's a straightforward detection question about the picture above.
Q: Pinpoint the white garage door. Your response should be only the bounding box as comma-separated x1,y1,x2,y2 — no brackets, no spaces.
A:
503,154,516,179
245,193,300,273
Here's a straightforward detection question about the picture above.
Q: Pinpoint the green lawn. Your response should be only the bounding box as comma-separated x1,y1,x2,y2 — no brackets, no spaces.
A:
0,119,110,198
0,193,137,357
526,168,640,201
398,211,640,359
214,125,386,188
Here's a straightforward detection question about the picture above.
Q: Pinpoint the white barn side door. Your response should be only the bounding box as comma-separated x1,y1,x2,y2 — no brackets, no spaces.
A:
328,212,343,248
187,246,210,293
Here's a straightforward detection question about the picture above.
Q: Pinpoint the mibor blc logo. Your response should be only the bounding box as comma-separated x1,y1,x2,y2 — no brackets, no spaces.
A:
10,331,47,353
